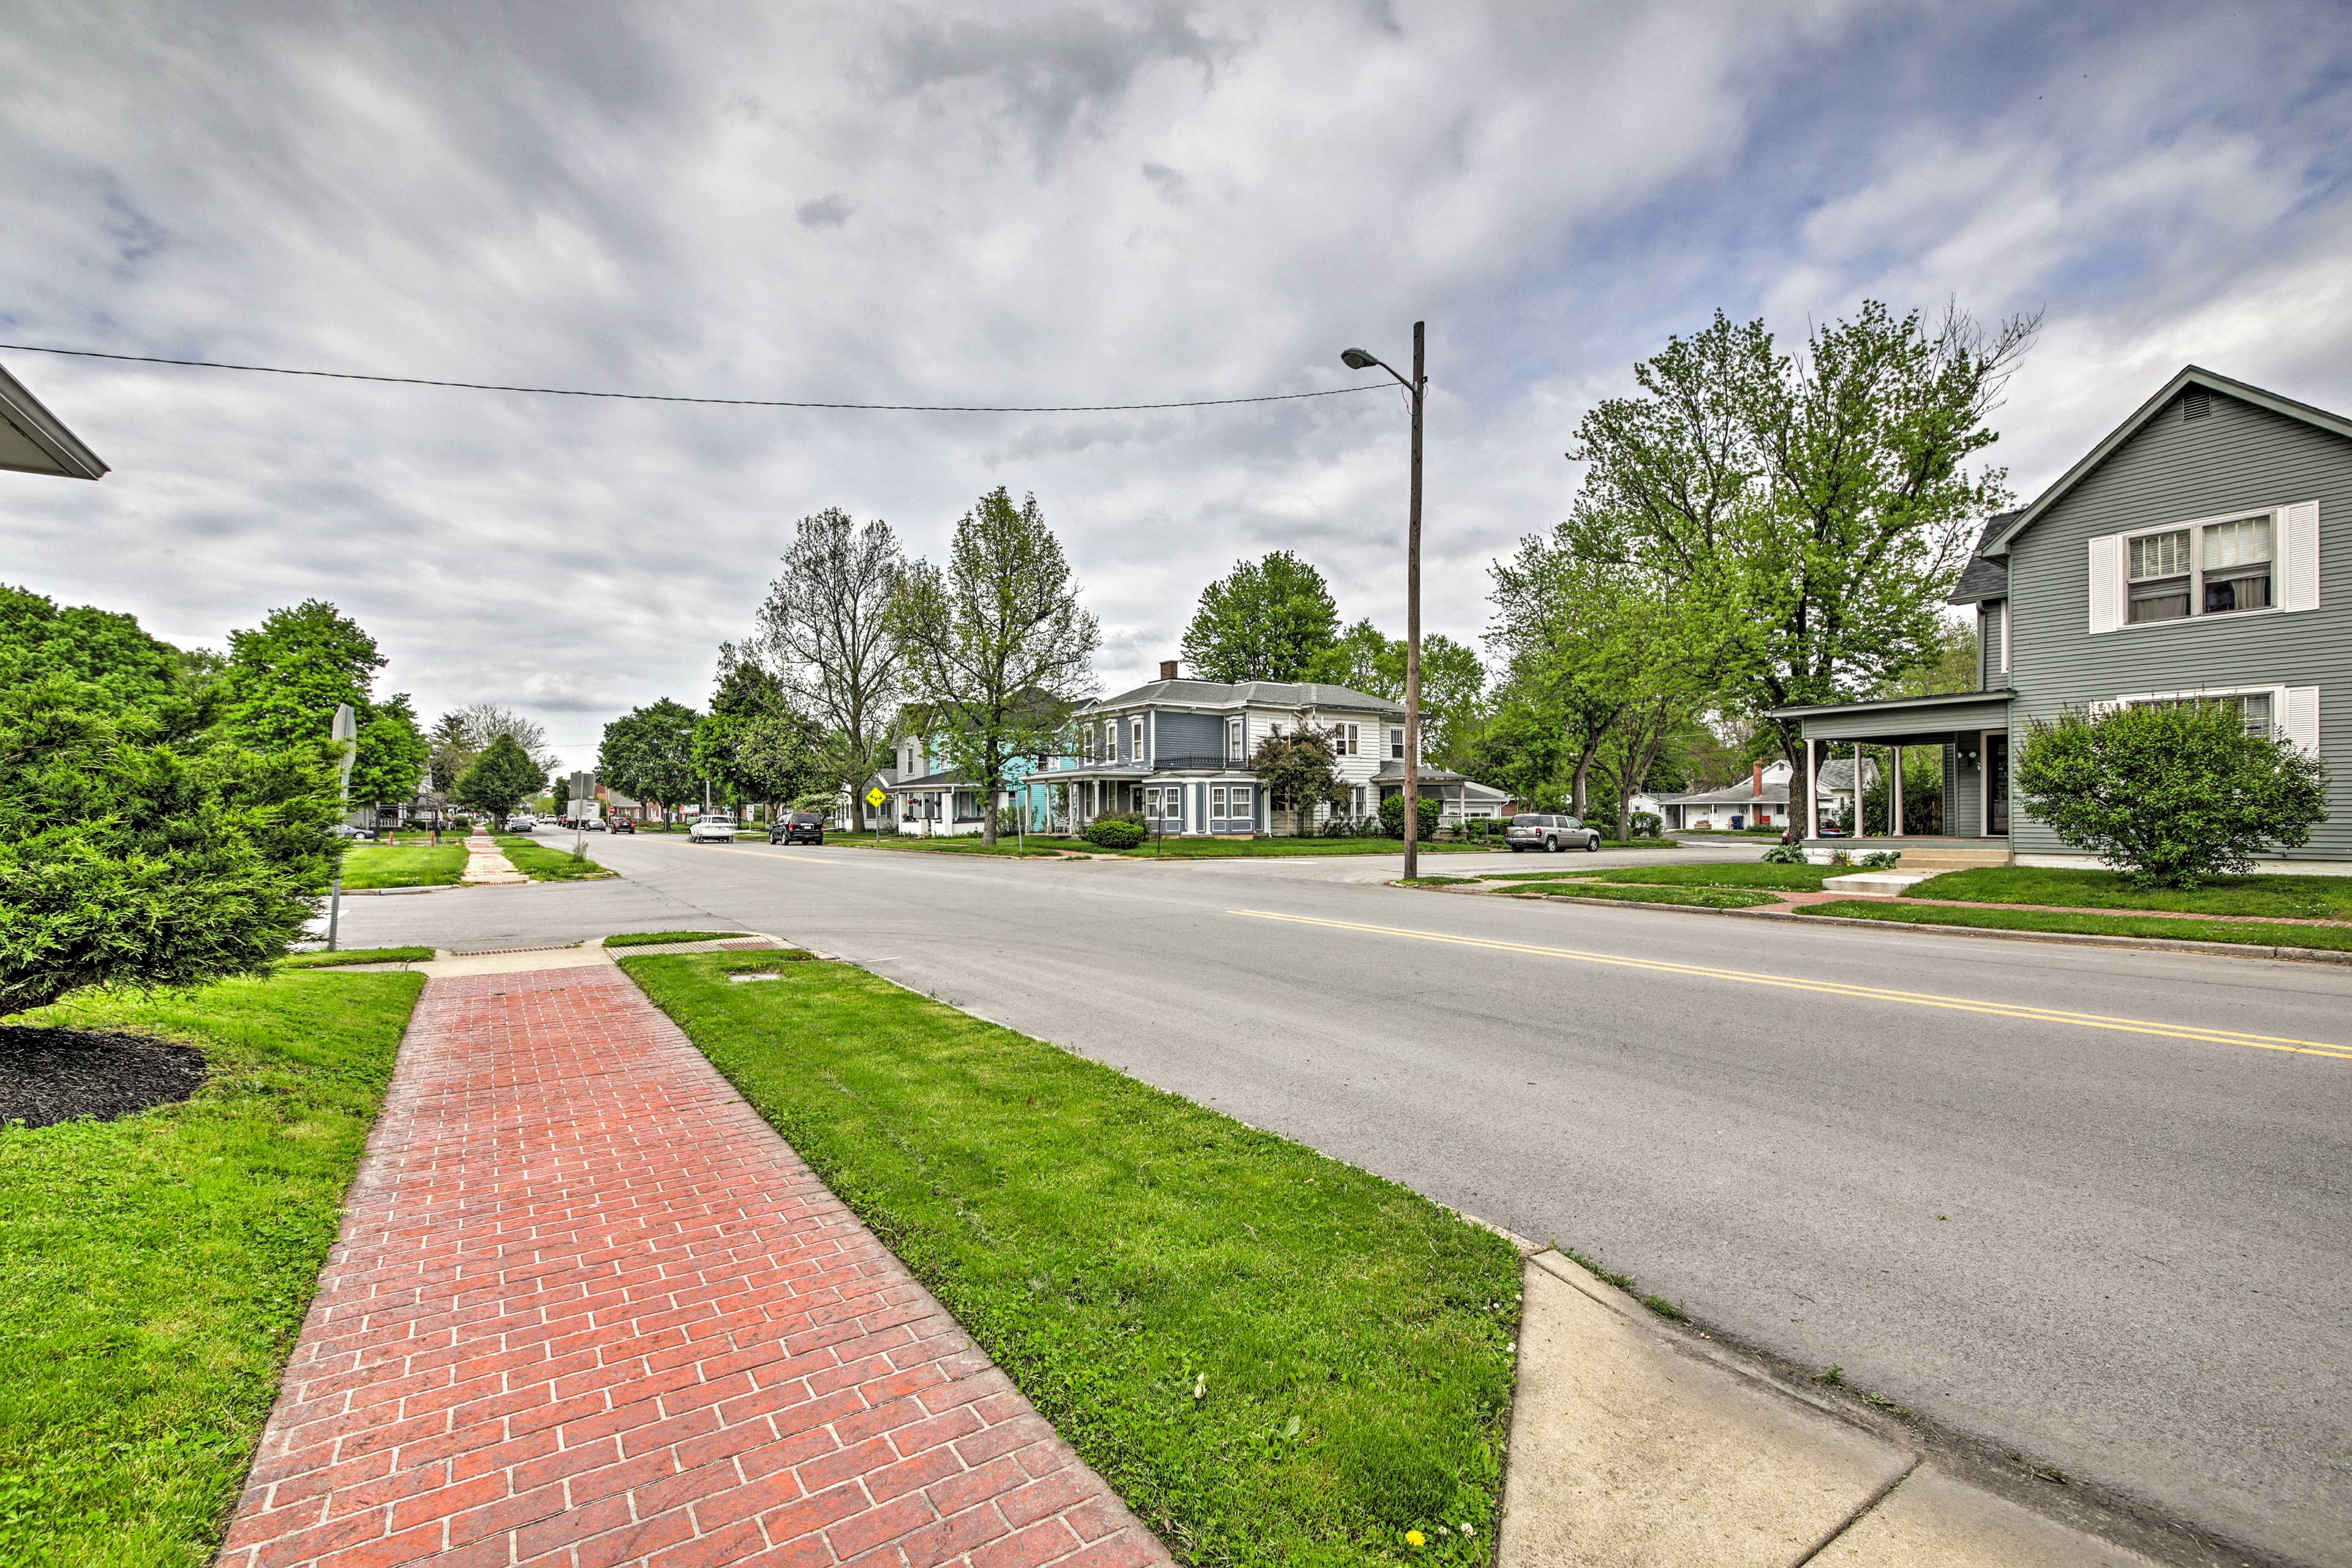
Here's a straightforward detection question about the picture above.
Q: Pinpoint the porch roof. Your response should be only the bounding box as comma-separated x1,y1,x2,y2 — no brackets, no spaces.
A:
1768,688,2011,744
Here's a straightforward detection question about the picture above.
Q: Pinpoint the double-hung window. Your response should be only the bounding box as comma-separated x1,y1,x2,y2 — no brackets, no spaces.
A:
1332,722,1359,756
1210,785,1227,818
1389,727,1406,760
1131,717,1145,764
2132,690,2276,737
2201,514,2272,615
2127,529,2192,624
1226,717,1245,763
1229,785,1252,821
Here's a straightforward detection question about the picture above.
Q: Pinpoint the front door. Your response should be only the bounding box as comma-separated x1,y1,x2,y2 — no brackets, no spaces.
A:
1985,732,2010,835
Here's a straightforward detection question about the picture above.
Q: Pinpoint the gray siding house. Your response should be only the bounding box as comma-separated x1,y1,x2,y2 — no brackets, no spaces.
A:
1049,661,1506,835
1774,365,2345,870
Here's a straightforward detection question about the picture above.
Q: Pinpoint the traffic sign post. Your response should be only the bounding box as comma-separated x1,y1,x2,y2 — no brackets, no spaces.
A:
866,785,886,843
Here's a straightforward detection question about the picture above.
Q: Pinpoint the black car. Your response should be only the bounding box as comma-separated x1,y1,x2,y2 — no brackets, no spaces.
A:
771,810,826,845
608,816,636,834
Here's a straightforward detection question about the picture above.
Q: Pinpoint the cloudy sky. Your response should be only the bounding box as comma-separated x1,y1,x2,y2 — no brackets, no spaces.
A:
6,1,2349,772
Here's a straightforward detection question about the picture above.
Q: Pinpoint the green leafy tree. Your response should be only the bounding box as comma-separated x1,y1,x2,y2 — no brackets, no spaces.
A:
751,508,905,829
215,600,424,805
1567,300,2035,836
1180,551,1340,683
2016,703,2327,886
1453,694,1569,811
0,666,338,1017
887,488,1100,846
1248,725,1349,835
452,734,545,827
598,699,703,822
1305,619,1488,766
693,658,826,816
0,584,183,701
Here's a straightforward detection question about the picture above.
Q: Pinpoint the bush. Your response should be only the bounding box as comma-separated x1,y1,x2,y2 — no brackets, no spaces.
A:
1857,850,1902,869
1378,792,1443,840
0,677,338,1017
1760,842,1808,865
2017,703,2328,887
1629,811,1664,839
1083,813,1148,849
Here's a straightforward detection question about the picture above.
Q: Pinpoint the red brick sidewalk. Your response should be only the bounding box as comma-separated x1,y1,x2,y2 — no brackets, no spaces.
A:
221,963,1168,1568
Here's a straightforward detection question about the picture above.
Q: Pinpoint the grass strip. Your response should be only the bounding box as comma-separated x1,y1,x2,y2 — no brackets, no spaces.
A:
622,951,1517,1566
601,930,748,948
0,971,424,1565
1489,862,1837,891
1801,900,2352,952
845,837,1070,857
493,833,618,880
1115,836,1499,858
1902,865,2352,920
277,946,434,969
335,844,467,889
1509,881,1784,910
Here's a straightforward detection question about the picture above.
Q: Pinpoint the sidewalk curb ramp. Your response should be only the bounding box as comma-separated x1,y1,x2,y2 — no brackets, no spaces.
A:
1496,1242,2158,1567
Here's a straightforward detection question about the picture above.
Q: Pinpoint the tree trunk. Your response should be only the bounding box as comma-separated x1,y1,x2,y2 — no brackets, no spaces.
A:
1784,728,1811,840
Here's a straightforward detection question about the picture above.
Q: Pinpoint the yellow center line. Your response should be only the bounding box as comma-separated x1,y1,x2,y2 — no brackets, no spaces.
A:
1229,909,2352,1061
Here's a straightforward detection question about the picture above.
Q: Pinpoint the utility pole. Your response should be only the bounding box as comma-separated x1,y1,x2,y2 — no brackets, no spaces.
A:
1340,322,1428,880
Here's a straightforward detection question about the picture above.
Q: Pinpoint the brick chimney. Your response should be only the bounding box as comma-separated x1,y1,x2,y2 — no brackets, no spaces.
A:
1160,660,1178,680
1752,763,1763,797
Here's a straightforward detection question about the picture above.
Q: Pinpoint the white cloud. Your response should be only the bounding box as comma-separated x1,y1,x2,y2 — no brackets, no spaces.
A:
2,0,2346,772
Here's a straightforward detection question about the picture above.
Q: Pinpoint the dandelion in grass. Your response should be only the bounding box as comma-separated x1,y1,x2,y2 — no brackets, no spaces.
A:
1405,1529,1425,1547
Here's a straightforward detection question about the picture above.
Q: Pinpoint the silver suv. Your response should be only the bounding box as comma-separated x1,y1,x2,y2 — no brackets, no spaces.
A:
1505,813,1601,853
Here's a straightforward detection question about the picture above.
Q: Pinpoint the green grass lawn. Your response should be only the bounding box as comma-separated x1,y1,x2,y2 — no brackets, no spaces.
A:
334,844,467,889
1802,900,2352,952
277,946,434,969
1902,865,2352,920
1481,862,1833,891
1116,836,1500,858
623,951,1517,1566
492,833,618,880
1505,881,1785,910
0,970,424,1566
840,836,1072,857
601,930,747,947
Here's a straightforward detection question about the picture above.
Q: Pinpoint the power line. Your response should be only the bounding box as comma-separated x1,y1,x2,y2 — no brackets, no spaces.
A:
0,342,1389,413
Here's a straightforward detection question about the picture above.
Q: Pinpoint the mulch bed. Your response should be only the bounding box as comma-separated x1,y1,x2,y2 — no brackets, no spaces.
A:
0,1026,208,1129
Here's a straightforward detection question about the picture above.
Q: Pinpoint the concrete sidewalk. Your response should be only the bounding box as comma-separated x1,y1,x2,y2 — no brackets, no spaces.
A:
459,830,529,886
1501,1246,2157,1567
221,952,1167,1568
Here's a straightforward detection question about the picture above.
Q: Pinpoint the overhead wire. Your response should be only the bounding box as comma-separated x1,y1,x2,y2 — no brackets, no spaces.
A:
0,342,1390,414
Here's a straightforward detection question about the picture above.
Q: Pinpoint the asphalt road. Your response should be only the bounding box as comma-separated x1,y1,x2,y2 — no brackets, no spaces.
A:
338,832,2352,1566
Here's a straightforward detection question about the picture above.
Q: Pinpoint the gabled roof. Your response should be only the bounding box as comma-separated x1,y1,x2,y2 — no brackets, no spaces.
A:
1981,366,2352,559
0,360,108,480
1079,677,1404,717
1947,511,2017,605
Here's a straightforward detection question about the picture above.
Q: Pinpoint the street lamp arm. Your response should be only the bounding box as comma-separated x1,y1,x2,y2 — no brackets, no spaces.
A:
1340,348,1415,397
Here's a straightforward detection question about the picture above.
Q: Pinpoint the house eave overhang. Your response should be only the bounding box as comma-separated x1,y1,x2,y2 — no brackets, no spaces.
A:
1770,688,2013,744
1982,365,2352,559
0,361,108,480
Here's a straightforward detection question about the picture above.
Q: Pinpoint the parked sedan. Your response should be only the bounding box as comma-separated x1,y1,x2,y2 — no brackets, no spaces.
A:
769,811,826,845
1504,813,1601,853
687,814,739,843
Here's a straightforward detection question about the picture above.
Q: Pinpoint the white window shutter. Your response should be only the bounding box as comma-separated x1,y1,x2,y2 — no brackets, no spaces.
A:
2087,535,2125,633
2280,502,2320,612
2284,686,2320,757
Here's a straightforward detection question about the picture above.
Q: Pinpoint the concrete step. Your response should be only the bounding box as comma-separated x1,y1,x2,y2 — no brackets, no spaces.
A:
1822,871,1931,896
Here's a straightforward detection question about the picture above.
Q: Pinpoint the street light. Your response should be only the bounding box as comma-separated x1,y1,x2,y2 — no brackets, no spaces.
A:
326,703,358,952
1340,323,1427,880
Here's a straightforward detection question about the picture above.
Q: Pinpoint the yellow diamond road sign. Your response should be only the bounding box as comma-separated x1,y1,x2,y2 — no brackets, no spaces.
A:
866,786,887,808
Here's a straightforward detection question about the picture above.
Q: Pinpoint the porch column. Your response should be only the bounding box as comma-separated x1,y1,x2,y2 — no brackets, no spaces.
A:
1891,745,1904,837
1804,736,1817,837
1852,742,1864,839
